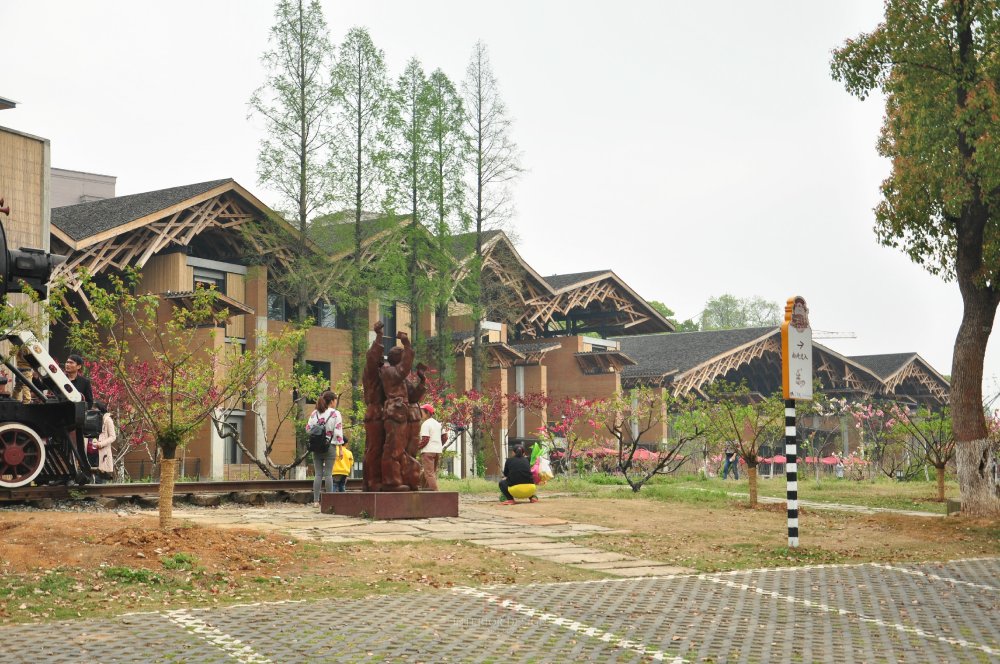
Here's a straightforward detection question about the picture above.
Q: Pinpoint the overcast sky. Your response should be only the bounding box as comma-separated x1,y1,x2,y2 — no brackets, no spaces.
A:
3,1,996,398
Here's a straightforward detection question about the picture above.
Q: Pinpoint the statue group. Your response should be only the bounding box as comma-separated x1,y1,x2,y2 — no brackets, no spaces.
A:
362,321,427,492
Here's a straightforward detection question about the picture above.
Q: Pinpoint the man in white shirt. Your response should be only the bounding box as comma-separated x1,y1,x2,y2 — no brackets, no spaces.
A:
418,404,444,491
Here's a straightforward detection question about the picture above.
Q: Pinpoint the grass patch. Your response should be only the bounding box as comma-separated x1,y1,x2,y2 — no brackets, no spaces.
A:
666,474,953,513
438,477,497,494
160,552,198,571
103,566,166,585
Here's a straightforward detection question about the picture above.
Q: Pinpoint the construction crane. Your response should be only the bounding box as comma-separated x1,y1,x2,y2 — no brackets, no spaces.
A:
812,330,857,340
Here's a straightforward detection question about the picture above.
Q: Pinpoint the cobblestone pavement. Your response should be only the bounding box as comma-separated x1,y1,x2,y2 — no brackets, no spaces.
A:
2,557,997,663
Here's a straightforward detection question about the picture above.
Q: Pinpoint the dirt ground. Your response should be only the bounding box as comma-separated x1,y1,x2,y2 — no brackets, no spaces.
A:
0,509,598,624
0,513,294,575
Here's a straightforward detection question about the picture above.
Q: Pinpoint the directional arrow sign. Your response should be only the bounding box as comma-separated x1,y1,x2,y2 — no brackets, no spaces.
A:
781,295,813,401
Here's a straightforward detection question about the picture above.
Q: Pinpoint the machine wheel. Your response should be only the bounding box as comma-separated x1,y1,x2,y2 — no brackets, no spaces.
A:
0,423,46,488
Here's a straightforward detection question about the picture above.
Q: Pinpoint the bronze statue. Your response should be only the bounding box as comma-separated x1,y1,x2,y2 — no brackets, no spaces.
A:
362,322,423,492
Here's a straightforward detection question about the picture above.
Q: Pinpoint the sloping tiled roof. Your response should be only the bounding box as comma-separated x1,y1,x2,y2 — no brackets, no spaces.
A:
543,270,611,291
848,353,918,379
449,229,503,259
52,179,232,242
509,340,563,355
611,327,778,380
309,213,406,254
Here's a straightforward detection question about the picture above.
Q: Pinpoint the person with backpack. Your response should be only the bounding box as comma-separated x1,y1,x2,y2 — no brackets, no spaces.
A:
307,392,344,506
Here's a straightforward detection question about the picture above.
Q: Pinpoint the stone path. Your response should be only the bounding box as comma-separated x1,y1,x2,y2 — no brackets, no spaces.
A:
159,497,693,578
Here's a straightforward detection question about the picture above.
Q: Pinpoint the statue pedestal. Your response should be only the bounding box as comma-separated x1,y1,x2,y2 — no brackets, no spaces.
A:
320,491,458,519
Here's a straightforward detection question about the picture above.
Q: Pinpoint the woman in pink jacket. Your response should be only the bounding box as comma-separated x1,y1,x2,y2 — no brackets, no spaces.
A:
92,401,116,483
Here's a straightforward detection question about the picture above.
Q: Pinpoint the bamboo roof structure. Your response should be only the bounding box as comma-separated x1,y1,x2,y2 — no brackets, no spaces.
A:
50,179,305,316
450,231,672,338
848,353,950,406
611,327,948,405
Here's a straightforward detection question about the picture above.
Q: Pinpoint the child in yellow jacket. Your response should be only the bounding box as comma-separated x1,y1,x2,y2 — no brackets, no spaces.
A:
332,445,354,492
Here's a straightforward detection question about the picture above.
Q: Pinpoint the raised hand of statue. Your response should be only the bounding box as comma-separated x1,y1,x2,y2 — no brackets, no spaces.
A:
397,331,410,346
374,321,384,335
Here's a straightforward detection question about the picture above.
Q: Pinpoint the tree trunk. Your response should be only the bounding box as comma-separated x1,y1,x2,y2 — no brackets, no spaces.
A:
951,265,1000,516
747,464,758,507
471,318,483,476
954,439,999,515
935,464,946,502
159,457,177,530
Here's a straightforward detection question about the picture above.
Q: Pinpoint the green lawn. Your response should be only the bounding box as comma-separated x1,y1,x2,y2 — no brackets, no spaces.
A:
440,472,958,513
664,474,955,513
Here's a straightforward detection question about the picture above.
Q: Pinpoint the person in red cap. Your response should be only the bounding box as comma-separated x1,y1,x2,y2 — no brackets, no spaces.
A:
418,404,443,491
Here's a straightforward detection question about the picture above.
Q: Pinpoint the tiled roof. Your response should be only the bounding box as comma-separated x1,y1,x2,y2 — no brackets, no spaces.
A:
310,213,406,254
848,353,918,379
449,229,503,259
611,327,779,380
52,179,232,242
508,340,563,355
543,270,611,291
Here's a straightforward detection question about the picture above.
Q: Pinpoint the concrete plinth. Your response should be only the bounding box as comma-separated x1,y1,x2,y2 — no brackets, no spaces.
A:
320,491,458,519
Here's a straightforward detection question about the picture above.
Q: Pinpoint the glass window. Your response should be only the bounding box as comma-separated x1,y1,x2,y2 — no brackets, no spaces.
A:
304,360,331,396
267,292,286,321
223,413,245,464
308,302,340,328
193,267,226,294
380,303,397,350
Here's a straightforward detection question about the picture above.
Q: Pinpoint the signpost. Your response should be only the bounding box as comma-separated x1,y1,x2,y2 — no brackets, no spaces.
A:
780,296,812,548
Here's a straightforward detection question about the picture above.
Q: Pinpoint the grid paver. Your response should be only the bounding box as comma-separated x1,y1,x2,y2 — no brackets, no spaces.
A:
2,559,996,663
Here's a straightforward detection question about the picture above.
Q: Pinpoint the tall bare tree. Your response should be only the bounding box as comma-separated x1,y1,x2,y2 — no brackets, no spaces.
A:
425,68,469,377
391,58,432,347
462,41,522,468
249,0,335,320
330,27,396,394
249,0,336,457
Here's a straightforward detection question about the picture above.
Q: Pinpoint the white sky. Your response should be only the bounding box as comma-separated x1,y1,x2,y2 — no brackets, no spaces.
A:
3,0,997,397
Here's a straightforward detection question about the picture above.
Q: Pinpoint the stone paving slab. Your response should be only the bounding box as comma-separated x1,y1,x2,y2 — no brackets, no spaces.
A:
519,547,608,558
575,558,679,570
595,565,692,577
544,551,630,564
484,540,587,551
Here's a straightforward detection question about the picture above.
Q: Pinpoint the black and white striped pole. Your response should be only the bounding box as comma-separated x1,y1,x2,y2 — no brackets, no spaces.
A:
780,295,811,549
784,398,798,547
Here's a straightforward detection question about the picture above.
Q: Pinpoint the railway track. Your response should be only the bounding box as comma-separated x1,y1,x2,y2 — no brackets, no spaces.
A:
0,478,364,503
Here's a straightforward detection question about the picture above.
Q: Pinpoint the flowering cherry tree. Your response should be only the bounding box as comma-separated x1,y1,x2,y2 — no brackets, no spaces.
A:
70,269,303,528
888,404,956,500
587,387,704,492
538,396,595,475
87,359,163,479
701,382,784,506
844,399,913,480
422,372,504,475
210,366,329,479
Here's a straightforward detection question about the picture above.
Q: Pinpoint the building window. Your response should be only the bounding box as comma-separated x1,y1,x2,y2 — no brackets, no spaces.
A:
309,302,340,329
193,266,226,294
305,360,331,394
380,303,397,351
222,412,245,464
267,291,286,321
